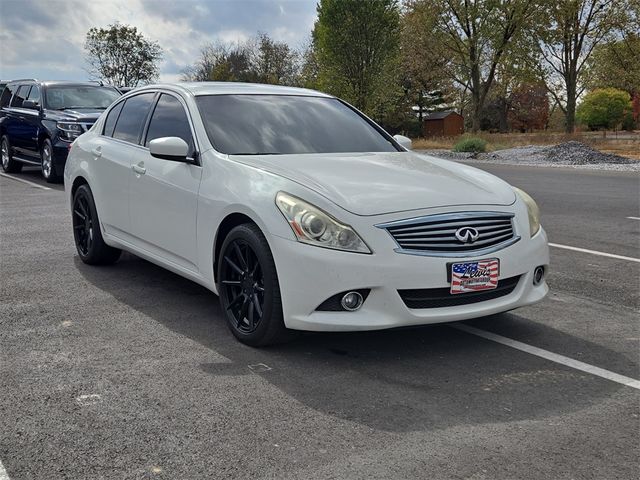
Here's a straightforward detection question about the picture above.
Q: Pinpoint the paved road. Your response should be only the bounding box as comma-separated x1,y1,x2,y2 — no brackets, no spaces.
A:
0,165,638,480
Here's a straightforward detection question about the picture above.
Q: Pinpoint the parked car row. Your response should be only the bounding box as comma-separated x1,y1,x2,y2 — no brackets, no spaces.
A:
0,80,122,182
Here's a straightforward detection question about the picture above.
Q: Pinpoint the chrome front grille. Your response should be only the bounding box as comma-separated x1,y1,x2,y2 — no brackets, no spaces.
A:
377,211,520,257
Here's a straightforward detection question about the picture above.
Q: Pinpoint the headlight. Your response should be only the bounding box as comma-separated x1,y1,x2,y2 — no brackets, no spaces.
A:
513,187,541,237
57,122,83,141
275,192,371,253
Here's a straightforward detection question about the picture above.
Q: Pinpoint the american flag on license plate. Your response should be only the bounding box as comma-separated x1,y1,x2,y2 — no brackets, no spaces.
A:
450,259,499,294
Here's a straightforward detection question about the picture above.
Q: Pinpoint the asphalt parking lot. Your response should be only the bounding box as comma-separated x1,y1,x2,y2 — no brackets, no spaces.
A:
1,164,638,479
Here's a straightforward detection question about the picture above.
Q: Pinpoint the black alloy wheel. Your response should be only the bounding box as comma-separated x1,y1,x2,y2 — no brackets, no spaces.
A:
72,184,121,265
73,191,94,256
218,223,290,346
220,238,265,334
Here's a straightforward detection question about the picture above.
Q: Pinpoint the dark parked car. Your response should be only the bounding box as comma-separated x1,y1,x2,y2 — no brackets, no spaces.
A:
0,80,121,182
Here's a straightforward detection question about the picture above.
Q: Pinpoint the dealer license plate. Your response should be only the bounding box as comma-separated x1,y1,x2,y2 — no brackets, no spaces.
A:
450,259,499,295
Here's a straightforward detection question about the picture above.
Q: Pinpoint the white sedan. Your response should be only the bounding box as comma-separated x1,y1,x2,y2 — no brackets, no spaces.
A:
64,82,549,346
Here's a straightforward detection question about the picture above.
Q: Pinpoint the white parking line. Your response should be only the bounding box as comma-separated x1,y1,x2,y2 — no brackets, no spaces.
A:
549,242,640,263
453,324,640,390
0,459,10,480
627,216,640,221
0,173,51,191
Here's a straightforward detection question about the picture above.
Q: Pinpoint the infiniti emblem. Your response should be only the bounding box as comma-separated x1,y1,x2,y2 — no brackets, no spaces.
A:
455,226,480,243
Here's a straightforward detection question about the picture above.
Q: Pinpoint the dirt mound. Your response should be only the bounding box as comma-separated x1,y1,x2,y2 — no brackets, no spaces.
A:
418,141,638,170
538,141,634,165
488,141,635,165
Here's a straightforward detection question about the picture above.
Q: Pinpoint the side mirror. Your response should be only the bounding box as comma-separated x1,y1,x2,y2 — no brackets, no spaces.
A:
149,137,190,162
393,134,412,151
22,100,40,110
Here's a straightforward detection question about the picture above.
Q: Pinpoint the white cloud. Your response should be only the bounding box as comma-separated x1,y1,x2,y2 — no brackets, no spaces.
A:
216,29,251,45
0,0,317,82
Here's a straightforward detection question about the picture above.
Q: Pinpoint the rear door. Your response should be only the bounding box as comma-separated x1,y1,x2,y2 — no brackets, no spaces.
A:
92,92,156,237
128,92,202,271
6,85,33,151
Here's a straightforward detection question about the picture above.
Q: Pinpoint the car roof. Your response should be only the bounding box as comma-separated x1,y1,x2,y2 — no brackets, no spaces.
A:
137,82,333,98
6,80,114,88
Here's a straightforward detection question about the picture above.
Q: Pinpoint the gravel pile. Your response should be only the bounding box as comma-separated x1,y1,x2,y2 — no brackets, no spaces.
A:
419,141,639,171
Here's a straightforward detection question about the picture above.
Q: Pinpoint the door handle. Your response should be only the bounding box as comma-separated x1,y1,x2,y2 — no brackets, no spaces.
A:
91,147,102,157
132,163,146,175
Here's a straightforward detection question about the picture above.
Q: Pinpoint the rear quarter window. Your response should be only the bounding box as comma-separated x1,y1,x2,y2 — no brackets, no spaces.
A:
0,84,16,108
103,101,125,137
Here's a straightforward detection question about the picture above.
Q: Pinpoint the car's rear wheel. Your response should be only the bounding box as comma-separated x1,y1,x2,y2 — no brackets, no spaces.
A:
1,135,23,173
218,223,291,346
72,184,121,265
41,138,61,183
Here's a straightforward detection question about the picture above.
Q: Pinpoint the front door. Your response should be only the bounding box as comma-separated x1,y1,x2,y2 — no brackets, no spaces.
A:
128,93,202,272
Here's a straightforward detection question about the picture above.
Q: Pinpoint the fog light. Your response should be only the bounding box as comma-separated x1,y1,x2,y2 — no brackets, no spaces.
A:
341,291,364,311
533,266,545,286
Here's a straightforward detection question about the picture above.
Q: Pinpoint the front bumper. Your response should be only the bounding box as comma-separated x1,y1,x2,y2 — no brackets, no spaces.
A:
270,224,549,332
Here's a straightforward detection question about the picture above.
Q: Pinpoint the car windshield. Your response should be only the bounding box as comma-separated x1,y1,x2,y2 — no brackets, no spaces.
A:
45,85,121,110
196,94,399,155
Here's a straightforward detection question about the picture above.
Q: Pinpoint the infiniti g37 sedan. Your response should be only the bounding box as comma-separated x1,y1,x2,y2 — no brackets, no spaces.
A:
64,82,549,346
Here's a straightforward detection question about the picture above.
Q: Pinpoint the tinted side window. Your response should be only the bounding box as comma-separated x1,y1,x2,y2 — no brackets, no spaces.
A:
0,84,16,108
27,85,41,104
112,93,155,144
103,101,124,137
10,86,31,108
145,94,195,156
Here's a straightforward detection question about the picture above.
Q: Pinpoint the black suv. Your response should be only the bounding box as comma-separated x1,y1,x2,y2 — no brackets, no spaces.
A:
0,81,121,182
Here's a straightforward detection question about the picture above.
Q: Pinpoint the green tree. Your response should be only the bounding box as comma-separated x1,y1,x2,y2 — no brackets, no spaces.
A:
85,23,163,87
538,0,624,133
401,2,454,126
182,34,301,86
405,0,538,132
313,0,401,115
251,33,300,85
576,88,632,131
586,35,640,95
298,39,320,89
181,41,254,82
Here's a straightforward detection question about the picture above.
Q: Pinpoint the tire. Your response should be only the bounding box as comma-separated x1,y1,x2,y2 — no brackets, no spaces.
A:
1,135,23,173
72,184,121,265
41,138,61,183
217,223,291,347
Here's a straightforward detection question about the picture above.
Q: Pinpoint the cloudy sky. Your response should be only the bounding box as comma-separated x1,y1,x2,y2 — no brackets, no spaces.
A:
0,0,318,82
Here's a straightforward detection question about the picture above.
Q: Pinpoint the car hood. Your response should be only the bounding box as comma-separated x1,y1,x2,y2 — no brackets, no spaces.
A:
44,108,104,122
230,151,516,216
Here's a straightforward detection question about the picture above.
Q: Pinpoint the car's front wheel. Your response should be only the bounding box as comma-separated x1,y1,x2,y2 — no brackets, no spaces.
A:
72,184,121,265
41,138,61,183
1,135,22,173
217,223,290,346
